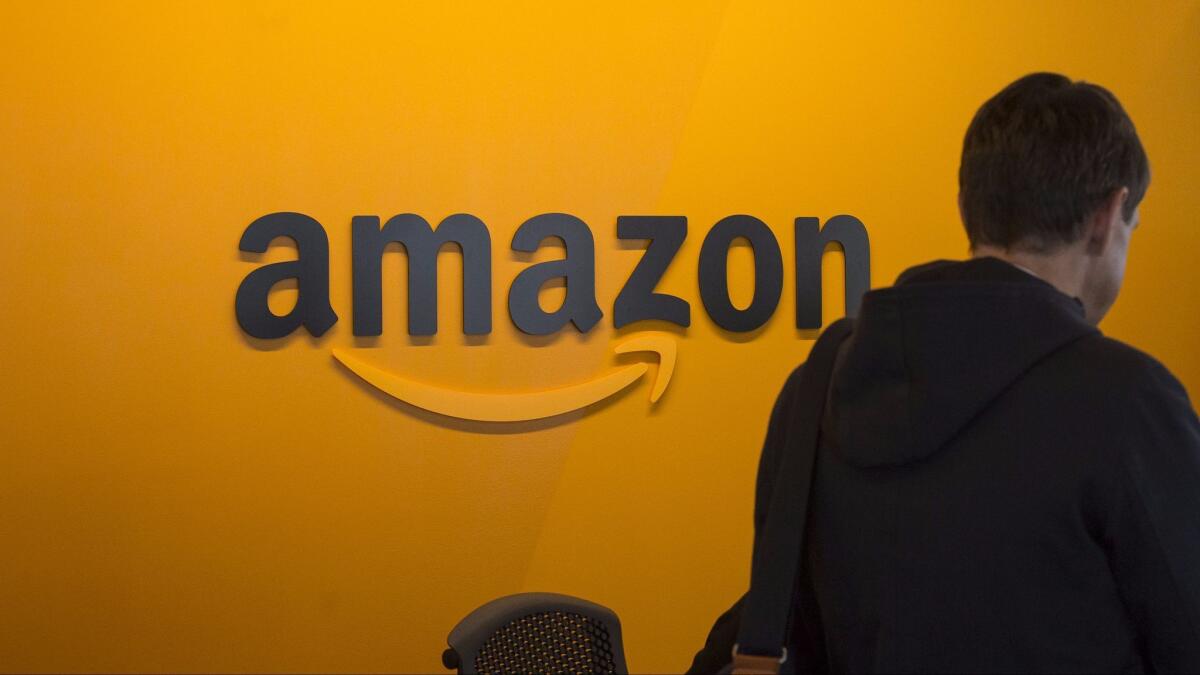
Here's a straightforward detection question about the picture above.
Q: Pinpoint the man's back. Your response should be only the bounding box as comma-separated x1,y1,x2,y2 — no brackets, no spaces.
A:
786,257,1200,671
689,72,1199,674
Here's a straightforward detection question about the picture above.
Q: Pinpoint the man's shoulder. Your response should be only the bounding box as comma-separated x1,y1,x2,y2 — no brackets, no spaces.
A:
1050,333,1193,409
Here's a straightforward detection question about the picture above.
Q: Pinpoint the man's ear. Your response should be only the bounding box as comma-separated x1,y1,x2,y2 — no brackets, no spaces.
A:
1084,187,1130,255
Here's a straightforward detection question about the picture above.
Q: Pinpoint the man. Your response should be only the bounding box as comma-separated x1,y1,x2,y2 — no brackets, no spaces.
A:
689,73,1200,673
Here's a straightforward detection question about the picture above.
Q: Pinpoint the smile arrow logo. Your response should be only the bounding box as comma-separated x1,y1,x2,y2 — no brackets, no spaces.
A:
331,334,677,422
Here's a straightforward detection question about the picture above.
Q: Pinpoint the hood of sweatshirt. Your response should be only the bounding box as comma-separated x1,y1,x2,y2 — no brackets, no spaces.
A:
827,257,1098,468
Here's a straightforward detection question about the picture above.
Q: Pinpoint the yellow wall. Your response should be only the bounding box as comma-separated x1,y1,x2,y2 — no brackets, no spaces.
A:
2,2,1197,672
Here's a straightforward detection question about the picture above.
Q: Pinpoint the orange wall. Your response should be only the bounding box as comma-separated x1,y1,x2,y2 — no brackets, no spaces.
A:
2,2,1197,672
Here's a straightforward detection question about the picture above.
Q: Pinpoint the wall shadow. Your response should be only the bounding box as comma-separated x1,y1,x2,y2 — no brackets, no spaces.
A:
711,316,775,344
613,320,688,339
239,328,332,352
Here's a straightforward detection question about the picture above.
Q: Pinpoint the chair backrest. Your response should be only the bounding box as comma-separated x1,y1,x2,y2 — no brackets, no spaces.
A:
442,592,628,675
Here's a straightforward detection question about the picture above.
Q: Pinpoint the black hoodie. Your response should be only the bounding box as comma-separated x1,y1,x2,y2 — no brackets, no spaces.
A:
689,258,1200,674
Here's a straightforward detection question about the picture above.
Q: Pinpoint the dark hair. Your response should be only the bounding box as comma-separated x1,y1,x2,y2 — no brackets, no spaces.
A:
959,72,1150,251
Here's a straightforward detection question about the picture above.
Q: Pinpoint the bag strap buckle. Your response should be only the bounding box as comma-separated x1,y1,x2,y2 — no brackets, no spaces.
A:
731,644,787,675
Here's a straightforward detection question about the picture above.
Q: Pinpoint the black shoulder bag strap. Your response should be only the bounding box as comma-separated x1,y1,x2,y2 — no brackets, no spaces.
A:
732,317,855,675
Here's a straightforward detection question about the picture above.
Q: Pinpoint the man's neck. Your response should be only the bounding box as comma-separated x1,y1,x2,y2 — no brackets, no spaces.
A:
970,244,1089,303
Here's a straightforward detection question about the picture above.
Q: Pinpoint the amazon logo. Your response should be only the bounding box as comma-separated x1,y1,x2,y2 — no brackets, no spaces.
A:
235,212,869,422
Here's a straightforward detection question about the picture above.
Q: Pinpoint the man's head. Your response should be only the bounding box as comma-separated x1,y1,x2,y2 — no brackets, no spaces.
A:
959,72,1150,323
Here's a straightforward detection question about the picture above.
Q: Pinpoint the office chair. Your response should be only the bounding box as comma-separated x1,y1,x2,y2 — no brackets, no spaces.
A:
442,592,628,674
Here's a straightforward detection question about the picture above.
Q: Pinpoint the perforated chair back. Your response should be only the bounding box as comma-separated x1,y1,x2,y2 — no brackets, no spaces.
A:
442,592,628,675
